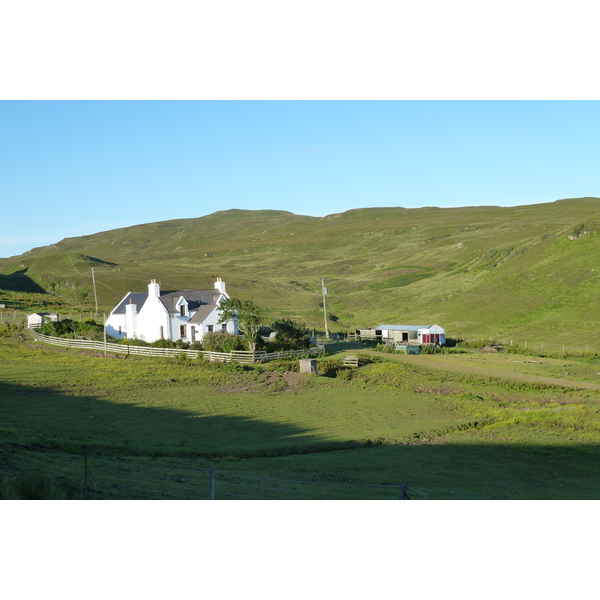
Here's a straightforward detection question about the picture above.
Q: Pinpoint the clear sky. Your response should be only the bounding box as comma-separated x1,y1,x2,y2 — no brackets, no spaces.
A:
1,100,599,258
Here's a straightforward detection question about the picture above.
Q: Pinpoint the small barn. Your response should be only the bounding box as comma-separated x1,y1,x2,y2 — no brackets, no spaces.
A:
376,324,446,345
355,327,379,341
27,312,59,329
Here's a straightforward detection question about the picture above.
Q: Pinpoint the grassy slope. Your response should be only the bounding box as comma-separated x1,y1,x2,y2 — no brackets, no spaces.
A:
2,334,600,499
2,198,600,344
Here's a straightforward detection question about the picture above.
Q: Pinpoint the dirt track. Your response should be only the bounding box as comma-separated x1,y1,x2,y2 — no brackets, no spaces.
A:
363,350,600,392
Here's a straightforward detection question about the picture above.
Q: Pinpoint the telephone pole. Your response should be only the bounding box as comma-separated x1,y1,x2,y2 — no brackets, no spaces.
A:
321,278,329,339
91,268,99,317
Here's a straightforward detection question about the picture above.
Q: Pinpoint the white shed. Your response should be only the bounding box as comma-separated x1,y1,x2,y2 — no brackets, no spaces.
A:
27,312,59,329
376,324,446,346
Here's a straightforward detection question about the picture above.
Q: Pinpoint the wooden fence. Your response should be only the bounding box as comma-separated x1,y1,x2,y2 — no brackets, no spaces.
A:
30,330,324,364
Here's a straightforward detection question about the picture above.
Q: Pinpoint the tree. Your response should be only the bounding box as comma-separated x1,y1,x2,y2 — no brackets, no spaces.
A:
218,298,263,353
270,318,311,350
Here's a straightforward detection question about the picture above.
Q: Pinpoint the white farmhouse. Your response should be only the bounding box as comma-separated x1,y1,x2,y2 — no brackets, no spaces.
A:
105,278,238,343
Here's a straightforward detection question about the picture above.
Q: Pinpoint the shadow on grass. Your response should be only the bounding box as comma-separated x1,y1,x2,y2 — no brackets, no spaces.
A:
2,380,600,499
0,269,47,294
0,381,327,458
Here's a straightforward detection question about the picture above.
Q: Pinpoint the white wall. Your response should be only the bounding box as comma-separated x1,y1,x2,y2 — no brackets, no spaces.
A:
135,295,170,342
105,313,127,338
184,307,237,341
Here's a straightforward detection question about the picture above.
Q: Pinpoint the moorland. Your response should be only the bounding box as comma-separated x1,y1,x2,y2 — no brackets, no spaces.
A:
2,197,600,499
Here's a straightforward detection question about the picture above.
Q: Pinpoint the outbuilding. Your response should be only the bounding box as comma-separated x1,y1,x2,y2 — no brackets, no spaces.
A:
27,312,59,329
376,324,446,346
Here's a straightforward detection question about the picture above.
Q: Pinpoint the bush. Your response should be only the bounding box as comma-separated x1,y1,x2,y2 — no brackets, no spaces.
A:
376,343,395,353
268,358,300,373
270,318,311,350
38,318,105,340
420,345,443,354
225,361,250,372
119,337,149,346
152,338,177,348
202,331,245,353
0,471,81,500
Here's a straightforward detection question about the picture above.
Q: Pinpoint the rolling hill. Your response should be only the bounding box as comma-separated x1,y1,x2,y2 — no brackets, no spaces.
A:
2,197,600,345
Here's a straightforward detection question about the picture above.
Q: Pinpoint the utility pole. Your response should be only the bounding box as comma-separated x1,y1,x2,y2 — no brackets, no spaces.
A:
91,268,99,317
321,278,329,340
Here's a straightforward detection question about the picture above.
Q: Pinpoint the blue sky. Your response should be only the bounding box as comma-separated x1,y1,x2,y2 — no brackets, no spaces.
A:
1,100,599,258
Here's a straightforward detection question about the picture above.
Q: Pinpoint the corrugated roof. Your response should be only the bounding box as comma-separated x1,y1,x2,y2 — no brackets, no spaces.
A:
376,324,432,331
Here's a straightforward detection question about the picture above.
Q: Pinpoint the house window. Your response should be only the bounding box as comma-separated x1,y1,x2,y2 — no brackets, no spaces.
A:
180,325,186,338
222,324,227,332
180,305,186,317
207,325,213,333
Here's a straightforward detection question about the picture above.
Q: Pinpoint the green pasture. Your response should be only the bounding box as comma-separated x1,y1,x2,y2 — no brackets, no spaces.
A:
2,332,600,499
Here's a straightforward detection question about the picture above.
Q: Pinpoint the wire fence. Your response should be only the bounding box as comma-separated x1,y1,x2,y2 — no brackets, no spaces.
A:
0,439,493,500
0,309,100,323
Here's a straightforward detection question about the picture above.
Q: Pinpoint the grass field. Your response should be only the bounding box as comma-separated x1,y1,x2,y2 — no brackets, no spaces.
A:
2,330,600,499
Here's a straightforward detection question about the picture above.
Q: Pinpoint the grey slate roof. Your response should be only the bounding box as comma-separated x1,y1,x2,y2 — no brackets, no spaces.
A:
112,293,150,314
159,289,220,313
189,304,218,324
111,289,222,318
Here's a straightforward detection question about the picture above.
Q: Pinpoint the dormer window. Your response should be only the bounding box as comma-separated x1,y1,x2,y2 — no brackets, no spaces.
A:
177,297,188,317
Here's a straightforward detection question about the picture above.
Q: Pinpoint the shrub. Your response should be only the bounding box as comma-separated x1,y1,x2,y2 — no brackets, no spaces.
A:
119,337,149,346
270,318,311,350
376,343,395,353
38,318,105,340
152,338,177,348
0,471,81,500
420,345,443,354
202,331,245,353
226,361,250,372
268,358,300,373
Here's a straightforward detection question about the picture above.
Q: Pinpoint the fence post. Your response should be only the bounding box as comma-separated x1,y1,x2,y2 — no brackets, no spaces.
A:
209,469,215,499
398,483,410,500
82,446,89,495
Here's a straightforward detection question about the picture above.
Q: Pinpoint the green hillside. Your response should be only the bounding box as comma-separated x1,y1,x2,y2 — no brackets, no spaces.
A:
2,198,600,345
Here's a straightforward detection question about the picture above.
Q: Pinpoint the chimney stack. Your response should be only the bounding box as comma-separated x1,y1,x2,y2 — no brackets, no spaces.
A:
214,277,226,295
148,279,161,298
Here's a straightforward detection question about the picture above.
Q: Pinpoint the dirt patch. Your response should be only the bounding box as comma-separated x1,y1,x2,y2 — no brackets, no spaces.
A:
281,371,305,391
217,370,308,394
